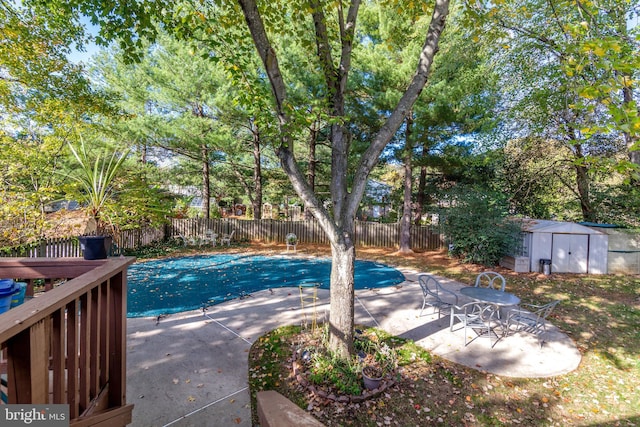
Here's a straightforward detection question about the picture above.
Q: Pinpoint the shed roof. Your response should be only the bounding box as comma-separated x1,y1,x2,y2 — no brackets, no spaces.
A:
521,219,605,235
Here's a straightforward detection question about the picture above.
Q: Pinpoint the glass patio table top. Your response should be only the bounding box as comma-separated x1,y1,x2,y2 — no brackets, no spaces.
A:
459,286,521,306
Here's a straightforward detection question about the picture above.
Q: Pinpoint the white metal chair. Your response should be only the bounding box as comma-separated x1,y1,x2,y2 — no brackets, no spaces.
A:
176,233,198,246
450,302,502,347
220,230,235,246
417,274,458,318
474,271,506,292
200,229,217,246
505,300,560,346
286,233,298,252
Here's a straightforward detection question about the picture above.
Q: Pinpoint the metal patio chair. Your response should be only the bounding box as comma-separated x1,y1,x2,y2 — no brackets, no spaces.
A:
450,301,502,347
417,274,458,318
286,233,298,252
474,271,506,292
220,230,235,246
505,300,560,347
176,233,198,246
200,229,217,246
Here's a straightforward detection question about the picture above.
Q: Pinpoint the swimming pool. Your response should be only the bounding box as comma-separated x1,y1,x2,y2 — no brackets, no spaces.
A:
126,254,405,317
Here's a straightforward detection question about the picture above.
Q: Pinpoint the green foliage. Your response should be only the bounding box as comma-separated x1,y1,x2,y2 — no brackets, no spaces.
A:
108,175,173,230
121,239,185,259
307,348,363,396
0,134,56,246
501,136,639,225
0,1,95,117
91,30,268,219
462,0,638,221
0,2,113,245
304,326,402,396
395,342,432,367
590,182,640,227
501,137,581,220
66,136,129,234
442,188,521,266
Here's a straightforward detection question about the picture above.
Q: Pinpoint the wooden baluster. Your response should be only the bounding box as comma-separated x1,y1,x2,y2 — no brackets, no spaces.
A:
6,319,50,403
79,292,90,413
51,308,65,403
66,299,79,418
89,285,100,400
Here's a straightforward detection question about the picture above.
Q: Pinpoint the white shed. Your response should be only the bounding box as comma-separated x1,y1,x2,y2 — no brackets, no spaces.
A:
520,220,608,274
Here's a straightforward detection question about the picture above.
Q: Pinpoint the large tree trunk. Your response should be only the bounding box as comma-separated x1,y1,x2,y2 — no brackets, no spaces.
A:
575,164,594,222
191,101,211,219
399,113,414,253
622,85,640,168
415,144,428,226
201,144,211,219
230,120,263,219
328,237,356,359
139,142,147,164
573,143,595,222
305,120,318,220
252,125,263,219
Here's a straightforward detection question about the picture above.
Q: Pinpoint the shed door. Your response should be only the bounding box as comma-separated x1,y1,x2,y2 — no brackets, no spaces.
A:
552,234,589,273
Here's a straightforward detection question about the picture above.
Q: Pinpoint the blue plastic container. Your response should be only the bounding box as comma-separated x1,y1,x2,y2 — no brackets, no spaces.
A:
10,282,27,308
0,278,16,314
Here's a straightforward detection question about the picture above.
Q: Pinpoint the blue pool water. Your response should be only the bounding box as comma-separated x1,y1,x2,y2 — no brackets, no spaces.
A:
126,254,405,318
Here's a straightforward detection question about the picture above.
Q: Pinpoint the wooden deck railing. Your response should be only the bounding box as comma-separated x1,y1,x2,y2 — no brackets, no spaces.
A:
0,257,135,426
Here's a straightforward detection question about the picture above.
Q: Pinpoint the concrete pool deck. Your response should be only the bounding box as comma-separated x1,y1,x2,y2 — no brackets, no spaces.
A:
125,269,582,426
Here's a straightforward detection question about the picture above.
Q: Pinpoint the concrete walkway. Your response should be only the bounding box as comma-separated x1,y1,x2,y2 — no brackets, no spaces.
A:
125,269,581,426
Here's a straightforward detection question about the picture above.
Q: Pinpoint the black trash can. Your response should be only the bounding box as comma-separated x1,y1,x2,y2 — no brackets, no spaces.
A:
539,259,552,275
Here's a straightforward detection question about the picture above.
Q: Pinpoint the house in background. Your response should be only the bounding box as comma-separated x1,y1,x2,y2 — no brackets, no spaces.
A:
502,219,609,274
359,180,394,221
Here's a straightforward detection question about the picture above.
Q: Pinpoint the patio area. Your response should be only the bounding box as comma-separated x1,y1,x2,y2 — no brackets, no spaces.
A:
125,269,581,426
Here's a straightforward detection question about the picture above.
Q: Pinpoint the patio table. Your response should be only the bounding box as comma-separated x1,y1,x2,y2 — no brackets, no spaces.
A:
459,287,521,334
459,286,520,306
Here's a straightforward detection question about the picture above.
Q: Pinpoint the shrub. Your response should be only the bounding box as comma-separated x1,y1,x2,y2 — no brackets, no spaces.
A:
441,188,520,266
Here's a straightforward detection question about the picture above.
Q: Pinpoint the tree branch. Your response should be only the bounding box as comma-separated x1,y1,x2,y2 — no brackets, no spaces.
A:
309,0,338,99
348,0,451,217
236,0,288,129
496,18,564,60
237,0,337,240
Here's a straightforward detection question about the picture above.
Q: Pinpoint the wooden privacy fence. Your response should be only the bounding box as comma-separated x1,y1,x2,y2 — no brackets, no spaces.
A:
0,219,444,258
0,228,169,258
170,218,445,250
0,238,84,258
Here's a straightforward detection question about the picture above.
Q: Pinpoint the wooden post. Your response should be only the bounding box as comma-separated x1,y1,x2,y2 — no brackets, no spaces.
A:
108,272,126,407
